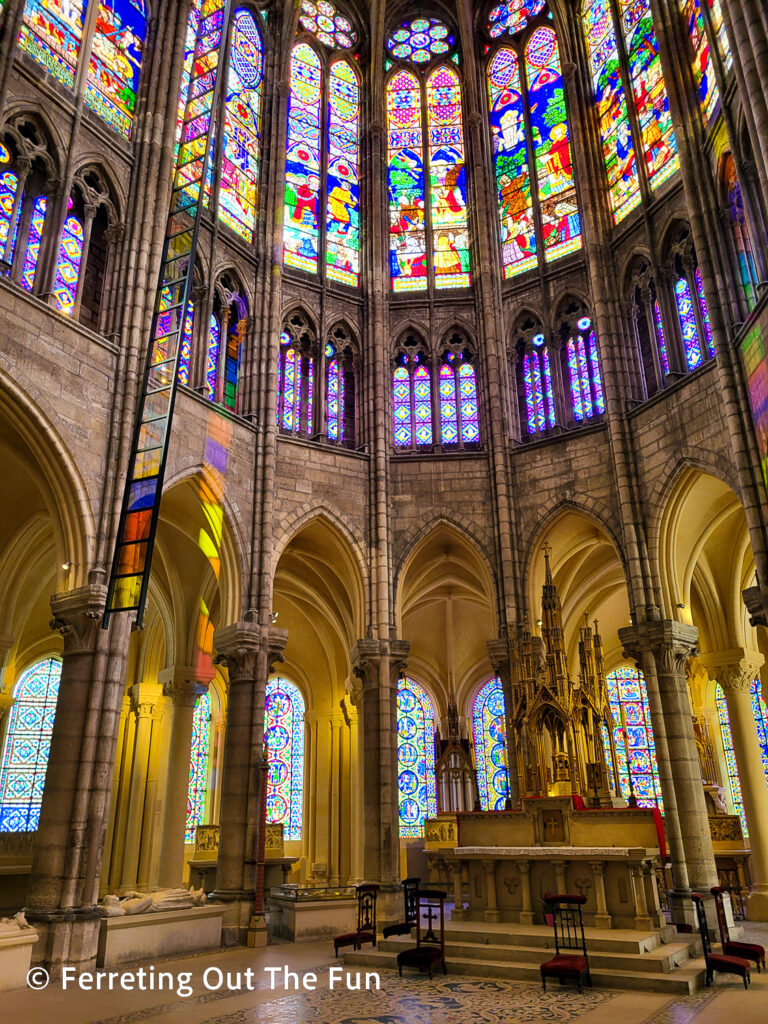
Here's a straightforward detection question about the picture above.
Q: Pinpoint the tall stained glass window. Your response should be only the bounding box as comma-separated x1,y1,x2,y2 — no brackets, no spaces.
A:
387,19,470,292
607,666,663,810
284,9,361,287
486,10,581,277
277,329,315,435
522,331,556,435
581,0,679,221
392,352,433,448
206,314,220,401
438,352,480,446
397,676,437,838
52,202,84,315
185,691,211,842
19,2,148,138
750,679,768,786
715,684,748,837
600,720,616,790
324,340,354,443
566,316,605,422
0,658,61,831
680,0,718,122
21,197,46,292
675,275,703,371
472,677,509,811
653,300,670,375
265,677,305,841
177,303,194,386
723,156,758,312
0,143,20,266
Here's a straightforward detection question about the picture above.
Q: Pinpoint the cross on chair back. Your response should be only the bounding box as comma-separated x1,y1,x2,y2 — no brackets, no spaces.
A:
709,887,765,973
383,876,420,939
539,894,591,993
396,888,448,979
333,883,379,956
692,893,751,989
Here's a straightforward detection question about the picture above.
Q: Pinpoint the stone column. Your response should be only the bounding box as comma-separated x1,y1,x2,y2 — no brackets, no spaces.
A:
483,859,501,923
631,860,653,930
518,860,534,925
553,860,568,896
119,683,163,890
211,622,287,945
156,668,214,888
705,650,768,920
589,861,612,929
450,861,466,919
328,710,343,886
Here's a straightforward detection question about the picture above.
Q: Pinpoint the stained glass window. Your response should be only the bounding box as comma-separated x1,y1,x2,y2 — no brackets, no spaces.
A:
206,313,220,401
488,1,545,38
653,300,669,375
724,155,758,311
388,70,427,292
223,313,244,411
219,9,263,242
523,332,555,435
439,353,480,446
299,0,356,50
427,65,470,288
265,677,305,841
185,691,211,842
393,360,413,447
414,364,433,445
0,658,61,832
708,0,731,69
0,143,19,264
487,48,536,277
397,676,437,838
177,303,194,386
21,196,46,292
621,0,679,191
52,204,84,315
386,18,455,63
694,267,715,359
326,343,345,442
675,276,703,371
582,0,640,223
715,684,748,837
680,0,718,122
459,361,480,444
19,0,88,90
472,677,509,811
606,666,663,810
600,720,616,790
567,316,604,422
326,60,360,286
277,331,314,435
750,679,768,786
526,27,581,262
284,43,322,275
439,363,458,443
175,0,202,153
85,1,147,138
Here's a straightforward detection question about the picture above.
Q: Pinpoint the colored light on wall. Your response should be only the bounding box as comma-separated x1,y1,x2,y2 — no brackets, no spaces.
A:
265,677,305,840
472,677,509,810
397,676,437,838
0,658,61,832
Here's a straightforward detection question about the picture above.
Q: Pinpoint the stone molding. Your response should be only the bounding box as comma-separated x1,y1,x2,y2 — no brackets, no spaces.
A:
700,649,765,693
213,622,261,681
50,584,108,655
619,620,700,674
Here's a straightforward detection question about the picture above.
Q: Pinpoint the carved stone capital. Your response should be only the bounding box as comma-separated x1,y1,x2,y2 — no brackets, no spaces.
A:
743,584,768,629
350,639,383,690
700,649,765,694
158,667,212,706
266,625,289,674
389,638,410,686
213,621,261,681
618,620,699,677
50,584,107,655
487,637,511,678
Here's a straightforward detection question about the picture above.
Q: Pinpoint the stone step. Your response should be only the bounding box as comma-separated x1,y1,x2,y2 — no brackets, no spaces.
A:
376,935,699,974
344,947,706,995
415,920,681,955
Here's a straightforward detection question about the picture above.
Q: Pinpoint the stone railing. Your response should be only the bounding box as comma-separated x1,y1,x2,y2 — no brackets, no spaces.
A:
268,885,356,901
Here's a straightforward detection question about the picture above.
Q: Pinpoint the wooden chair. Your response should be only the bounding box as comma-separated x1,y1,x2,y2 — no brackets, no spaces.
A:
383,877,420,939
710,887,765,972
333,883,378,956
540,894,592,993
396,889,447,979
692,893,751,989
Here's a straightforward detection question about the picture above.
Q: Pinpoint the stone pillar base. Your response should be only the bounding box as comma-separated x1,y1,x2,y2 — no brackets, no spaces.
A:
28,912,101,978
633,914,654,931
518,911,535,926
247,914,268,948
483,909,502,923
377,883,406,933
450,908,467,921
208,890,255,946
667,889,695,928
747,888,768,921
593,913,612,930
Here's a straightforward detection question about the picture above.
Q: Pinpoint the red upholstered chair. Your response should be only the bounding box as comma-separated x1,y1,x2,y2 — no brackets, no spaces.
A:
540,894,591,993
334,884,378,956
396,889,447,979
710,887,765,972
383,877,420,939
692,893,751,989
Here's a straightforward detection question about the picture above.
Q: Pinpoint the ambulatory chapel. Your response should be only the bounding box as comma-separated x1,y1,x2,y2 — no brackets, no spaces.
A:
4,0,768,1013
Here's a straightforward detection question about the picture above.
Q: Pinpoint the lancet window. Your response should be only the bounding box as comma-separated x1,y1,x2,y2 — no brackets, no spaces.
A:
606,667,663,810
722,154,759,314
323,323,356,446
277,311,316,437
204,279,247,411
471,677,508,811
397,676,437,838
581,0,679,225
284,5,361,286
558,303,605,423
19,1,148,139
671,243,714,372
265,677,305,841
714,684,748,837
486,5,582,278
185,691,212,842
0,658,61,832
438,335,480,448
513,315,556,437
627,258,669,399
679,0,732,124
751,679,768,786
392,340,433,449
386,18,470,292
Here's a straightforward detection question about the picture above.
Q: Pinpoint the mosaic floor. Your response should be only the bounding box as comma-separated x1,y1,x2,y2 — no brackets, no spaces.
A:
4,935,767,1024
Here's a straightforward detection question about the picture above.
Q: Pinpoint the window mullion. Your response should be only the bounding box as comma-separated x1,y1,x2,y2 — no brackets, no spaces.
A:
73,0,101,100
421,73,436,296
319,56,331,283
608,0,653,202
517,39,546,273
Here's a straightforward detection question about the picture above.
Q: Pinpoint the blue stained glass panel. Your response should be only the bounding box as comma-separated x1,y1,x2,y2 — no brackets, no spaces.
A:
715,684,748,837
750,680,768,786
607,666,663,811
413,364,433,445
397,677,437,837
387,69,427,291
206,313,220,400
265,677,305,840
675,276,702,371
185,691,210,842
19,0,88,90
21,196,46,292
459,362,479,443
694,267,714,359
52,206,83,315
85,0,148,138
472,677,509,810
393,363,412,446
439,362,458,444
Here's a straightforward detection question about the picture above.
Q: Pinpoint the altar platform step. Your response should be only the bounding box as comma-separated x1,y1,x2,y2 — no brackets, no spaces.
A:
343,923,706,994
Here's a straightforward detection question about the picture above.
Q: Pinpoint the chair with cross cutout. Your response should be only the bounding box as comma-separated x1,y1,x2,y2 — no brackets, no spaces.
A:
692,893,751,989
539,894,592,993
710,887,765,972
333,883,378,956
383,877,420,939
396,888,447,979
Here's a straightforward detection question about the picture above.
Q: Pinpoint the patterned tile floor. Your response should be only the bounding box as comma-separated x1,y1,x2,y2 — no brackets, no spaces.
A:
4,929,767,1024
